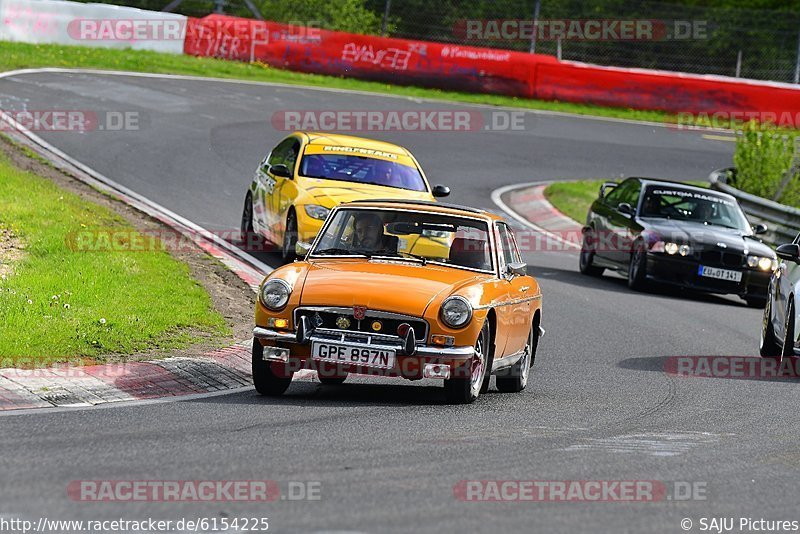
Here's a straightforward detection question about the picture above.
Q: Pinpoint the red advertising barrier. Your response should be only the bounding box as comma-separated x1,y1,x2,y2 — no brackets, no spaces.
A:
184,14,800,116
534,61,800,115
183,15,557,98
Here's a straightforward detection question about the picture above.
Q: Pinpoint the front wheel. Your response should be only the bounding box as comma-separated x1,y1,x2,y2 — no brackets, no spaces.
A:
496,322,538,393
281,210,298,263
579,229,604,277
760,297,781,359
782,299,796,359
252,339,293,396
627,240,648,291
745,296,768,309
444,323,490,404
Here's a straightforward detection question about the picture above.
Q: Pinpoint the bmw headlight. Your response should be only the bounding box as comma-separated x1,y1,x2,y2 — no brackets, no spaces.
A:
659,242,690,256
748,255,778,271
440,296,472,329
304,204,331,221
260,279,292,310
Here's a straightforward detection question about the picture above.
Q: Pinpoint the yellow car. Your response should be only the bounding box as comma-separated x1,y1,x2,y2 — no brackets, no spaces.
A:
240,132,451,261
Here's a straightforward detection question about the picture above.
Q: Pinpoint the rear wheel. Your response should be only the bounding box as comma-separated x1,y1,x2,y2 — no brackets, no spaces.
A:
627,240,648,291
782,299,796,359
496,322,538,393
281,210,298,263
579,229,604,277
252,339,293,396
444,323,489,404
760,296,781,359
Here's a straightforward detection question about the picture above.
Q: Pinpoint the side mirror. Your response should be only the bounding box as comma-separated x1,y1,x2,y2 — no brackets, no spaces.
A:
295,241,311,257
599,181,618,199
776,243,800,263
752,223,768,235
432,184,450,198
270,164,292,178
506,262,527,277
618,202,635,217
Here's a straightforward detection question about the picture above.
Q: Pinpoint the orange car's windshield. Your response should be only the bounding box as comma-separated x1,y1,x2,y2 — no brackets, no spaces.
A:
311,208,494,273
299,154,428,192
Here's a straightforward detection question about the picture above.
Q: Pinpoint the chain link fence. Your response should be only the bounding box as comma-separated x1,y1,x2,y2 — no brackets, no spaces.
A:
71,0,800,84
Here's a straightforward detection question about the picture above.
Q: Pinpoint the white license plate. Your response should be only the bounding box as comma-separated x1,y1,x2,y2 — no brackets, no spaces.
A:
311,342,396,369
698,265,742,282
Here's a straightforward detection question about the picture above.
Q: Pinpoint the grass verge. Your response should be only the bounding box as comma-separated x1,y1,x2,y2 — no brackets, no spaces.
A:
0,41,679,124
0,147,229,364
544,179,709,224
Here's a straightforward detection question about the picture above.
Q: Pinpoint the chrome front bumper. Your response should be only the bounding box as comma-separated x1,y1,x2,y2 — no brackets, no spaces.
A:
253,326,475,359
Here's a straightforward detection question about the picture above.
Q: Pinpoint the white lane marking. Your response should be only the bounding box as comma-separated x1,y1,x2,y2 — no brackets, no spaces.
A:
490,181,581,250
0,67,735,132
562,431,729,457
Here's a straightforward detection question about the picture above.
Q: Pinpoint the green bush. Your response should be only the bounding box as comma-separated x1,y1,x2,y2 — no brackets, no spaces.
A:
733,121,798,206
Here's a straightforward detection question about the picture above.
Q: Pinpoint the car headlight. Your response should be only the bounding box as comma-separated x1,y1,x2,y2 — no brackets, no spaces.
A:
440,296,472,329
260,279,292,310
658,242,690,256
304,204,331,221
748,255,778,271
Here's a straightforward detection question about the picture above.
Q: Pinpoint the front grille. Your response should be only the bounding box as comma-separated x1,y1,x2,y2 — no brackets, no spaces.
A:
698,250,744,268
294,307,428,342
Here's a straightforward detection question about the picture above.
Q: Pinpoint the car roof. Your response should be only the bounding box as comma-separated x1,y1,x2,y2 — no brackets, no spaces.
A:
342,199,502,221
299,132,412,157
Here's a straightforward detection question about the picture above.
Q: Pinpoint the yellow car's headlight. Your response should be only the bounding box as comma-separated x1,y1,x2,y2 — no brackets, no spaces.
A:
304,204,331,221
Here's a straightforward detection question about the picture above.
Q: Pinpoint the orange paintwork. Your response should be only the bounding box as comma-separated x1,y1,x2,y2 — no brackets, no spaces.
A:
255,202,542,370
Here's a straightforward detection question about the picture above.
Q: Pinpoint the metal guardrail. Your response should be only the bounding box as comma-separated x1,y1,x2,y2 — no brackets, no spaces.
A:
709,167,800,246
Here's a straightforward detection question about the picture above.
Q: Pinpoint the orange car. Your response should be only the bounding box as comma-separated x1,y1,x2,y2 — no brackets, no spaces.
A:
251,199,543,404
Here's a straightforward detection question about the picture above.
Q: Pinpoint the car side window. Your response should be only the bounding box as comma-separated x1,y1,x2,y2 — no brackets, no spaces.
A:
603,182,629,208
496,223,519,268
622,181,642,208
283,140,300,172
267,137,297,168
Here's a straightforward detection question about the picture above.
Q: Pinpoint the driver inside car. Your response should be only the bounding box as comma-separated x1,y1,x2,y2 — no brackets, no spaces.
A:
351,213,398,254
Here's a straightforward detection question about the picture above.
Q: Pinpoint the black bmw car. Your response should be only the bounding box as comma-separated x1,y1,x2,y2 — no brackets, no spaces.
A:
579,177,777,307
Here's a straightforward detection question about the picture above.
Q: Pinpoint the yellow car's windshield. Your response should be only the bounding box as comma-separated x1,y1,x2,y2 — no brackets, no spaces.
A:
299,154,428,192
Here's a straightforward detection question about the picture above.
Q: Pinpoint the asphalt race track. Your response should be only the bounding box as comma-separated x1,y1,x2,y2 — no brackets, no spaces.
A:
2,71,797,533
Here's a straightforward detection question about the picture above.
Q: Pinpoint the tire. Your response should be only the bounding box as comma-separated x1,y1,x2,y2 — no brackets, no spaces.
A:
318,375,347,386
240,193,261,252
317,363,348,385
760,297,782,359
627,240,648,291
745,296,768,309
252,339,293,396
444,322,490,404
782,299,796,359
496,322,538,393
282,210,298,263
579,229,604,277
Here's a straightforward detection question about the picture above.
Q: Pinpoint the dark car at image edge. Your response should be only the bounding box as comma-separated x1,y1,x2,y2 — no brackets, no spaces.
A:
579,177,777,307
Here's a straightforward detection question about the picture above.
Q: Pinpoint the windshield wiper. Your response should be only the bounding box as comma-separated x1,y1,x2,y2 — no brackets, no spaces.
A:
371,251,427,265
313,247,367,256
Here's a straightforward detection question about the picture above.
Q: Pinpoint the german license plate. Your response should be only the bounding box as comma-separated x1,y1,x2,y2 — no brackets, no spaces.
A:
698,265,742,282
311,342,396,369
